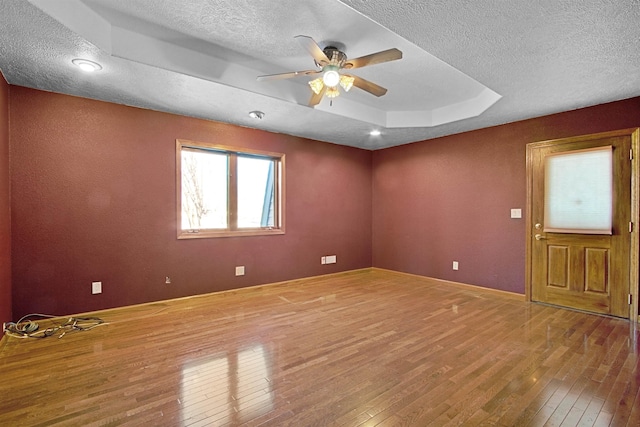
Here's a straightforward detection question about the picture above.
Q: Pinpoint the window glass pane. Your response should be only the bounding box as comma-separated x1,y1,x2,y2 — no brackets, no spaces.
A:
544,146,612,234
237,156,275,228
181,149,228,229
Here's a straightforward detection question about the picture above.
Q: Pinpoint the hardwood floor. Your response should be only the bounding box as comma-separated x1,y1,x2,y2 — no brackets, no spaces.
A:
1,268,639,426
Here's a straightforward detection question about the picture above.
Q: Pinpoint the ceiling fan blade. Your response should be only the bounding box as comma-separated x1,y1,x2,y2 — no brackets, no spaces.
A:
295,35,330,65
351,75,388,97
344,48,403,69
308,86,326,107
257,70,320,81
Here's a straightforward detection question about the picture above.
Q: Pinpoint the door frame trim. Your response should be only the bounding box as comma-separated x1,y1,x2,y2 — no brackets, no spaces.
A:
525,128,640,321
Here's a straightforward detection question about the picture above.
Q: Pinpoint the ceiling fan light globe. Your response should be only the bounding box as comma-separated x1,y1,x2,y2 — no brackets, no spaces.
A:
325,86,340,98
309,78,324,95
339,75,354,92
322,69,340,87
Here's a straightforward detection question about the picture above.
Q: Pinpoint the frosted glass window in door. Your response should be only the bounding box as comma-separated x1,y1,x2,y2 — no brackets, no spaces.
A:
544,146,612,234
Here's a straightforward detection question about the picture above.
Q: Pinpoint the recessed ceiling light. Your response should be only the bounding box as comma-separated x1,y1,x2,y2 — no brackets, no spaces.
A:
72,58,102,72
370,130,381,136
249,111,265,119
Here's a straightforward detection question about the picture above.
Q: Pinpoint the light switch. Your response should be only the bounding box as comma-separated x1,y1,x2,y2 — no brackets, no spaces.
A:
510,208,522,219
91,281,102,294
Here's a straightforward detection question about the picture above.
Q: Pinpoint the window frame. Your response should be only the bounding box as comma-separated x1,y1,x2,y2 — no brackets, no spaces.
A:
176,139,285,239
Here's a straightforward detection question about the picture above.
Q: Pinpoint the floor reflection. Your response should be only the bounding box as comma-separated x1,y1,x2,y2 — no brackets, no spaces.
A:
629,319,639,353
181,344,274,425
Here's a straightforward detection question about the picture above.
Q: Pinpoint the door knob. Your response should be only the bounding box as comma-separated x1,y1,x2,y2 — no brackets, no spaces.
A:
535,234,547,240
535,223,543,230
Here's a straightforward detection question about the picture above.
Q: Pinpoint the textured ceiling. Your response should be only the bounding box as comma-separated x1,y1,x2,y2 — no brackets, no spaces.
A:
1,0,639,150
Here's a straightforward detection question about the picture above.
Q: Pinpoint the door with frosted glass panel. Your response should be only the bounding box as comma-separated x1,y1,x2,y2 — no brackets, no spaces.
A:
527,130,632,318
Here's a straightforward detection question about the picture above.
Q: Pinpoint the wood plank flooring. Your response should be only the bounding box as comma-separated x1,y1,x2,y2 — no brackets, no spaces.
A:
0,268,639,426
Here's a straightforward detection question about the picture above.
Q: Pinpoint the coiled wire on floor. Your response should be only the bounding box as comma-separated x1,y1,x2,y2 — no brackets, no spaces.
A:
3,313,105,339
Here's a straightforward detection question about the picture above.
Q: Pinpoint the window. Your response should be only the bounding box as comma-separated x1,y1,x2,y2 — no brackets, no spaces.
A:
544,146,612,234
176,139,285,238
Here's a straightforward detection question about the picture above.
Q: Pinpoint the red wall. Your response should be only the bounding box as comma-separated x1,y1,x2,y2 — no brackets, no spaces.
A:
0,72,10,324
8,85,640,317
372,97,640,294
10,87,372,318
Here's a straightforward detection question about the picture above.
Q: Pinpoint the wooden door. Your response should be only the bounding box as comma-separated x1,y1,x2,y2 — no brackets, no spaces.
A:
526,129,637,318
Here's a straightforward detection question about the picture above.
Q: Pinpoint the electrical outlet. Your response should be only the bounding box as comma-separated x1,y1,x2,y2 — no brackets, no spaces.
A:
321,256,326,264
235,266,245,276
452,261,459,271
92,281,102,294
325,255,337,264
165,276,171,284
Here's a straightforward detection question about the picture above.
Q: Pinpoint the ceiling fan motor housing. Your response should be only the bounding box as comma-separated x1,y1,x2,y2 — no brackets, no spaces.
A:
318,46,347,67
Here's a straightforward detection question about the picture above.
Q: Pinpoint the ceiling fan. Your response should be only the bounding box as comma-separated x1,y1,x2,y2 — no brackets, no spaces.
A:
257,35,403,107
